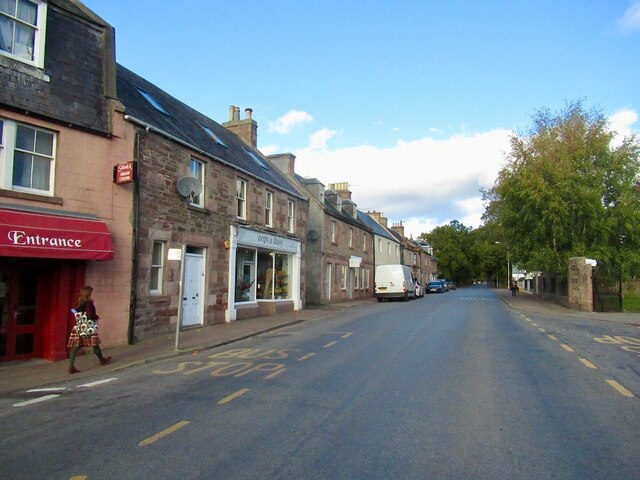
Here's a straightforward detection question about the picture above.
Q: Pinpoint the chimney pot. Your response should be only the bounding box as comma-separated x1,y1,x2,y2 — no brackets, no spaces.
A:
245,108,253,120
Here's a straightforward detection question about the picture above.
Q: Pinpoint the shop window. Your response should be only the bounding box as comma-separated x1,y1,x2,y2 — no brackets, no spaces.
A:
256,251,291,300
150,241,164,294
354,267,360,289
235,248,255,303
0,119,55,195
340,265,347,290
0,0,47,67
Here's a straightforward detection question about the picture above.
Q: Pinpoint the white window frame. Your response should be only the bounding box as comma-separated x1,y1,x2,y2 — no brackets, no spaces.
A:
331,220,337,244
340,265,347,290
236,178,246,219
0,118,56,195
349,228,353,248
0,0,47,68
378,238,382,253
363,233,367,252
265,190,273,227
150,241,165,294
287,200,295,234
189,158,204,207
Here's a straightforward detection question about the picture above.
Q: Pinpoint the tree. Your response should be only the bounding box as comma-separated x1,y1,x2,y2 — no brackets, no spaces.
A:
485,101,640,275
422,220,475,283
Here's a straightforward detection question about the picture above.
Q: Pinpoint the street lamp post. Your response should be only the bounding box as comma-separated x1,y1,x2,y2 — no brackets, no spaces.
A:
495,241,510,289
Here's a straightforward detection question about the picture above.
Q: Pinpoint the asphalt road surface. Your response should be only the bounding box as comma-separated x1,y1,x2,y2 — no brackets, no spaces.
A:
1,286,638,479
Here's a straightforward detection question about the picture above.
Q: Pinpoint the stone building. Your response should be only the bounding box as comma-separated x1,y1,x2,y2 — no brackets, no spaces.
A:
267,163,374,305
116,67,308,341
0,0,134,360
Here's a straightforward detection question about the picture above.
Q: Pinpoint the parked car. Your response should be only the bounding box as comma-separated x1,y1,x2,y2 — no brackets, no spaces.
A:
375,265,417,301
426,280,447,293
446,280,457,290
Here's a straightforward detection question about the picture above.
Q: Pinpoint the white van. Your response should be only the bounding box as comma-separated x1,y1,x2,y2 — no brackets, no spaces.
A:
375,264,416,302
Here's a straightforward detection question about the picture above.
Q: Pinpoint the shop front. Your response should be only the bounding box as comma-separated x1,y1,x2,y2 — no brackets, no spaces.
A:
227,226,301,321
0,206,113,361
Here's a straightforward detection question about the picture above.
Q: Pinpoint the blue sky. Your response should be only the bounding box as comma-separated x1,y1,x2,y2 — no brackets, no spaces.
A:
83,0,640,237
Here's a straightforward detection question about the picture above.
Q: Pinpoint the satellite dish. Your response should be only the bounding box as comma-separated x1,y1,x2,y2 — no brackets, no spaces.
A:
307,229,319,241
176,176,203,198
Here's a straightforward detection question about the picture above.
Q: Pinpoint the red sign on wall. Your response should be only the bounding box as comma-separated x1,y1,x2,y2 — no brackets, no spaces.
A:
113,161,136,184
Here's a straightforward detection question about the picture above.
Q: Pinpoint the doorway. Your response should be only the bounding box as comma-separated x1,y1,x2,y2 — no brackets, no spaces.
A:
181,248,205,327
0,269,38,360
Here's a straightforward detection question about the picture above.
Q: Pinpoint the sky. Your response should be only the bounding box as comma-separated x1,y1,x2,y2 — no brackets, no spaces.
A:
82,0,640,238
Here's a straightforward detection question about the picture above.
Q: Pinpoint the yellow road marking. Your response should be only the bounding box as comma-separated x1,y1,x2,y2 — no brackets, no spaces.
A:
218,388,250,405
538,328,546,333
323,341,338,348
341,332,353,338
547,334,558,341
560,344,575,353
606,380,634,398
531,323,539,327
70,476,88,480
579,358,598,369
298,353,316,362
139,421,190,447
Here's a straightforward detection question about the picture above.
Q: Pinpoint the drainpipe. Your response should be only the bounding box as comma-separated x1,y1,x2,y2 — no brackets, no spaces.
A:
127,128,147,344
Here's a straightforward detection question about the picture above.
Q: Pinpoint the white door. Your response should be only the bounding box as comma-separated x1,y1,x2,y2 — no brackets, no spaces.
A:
325,264,332,301
182,252,205,327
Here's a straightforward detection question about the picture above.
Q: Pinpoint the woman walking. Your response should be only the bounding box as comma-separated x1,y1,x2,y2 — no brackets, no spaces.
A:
68,285,111,374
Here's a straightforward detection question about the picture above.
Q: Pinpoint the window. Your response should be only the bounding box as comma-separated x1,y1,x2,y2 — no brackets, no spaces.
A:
189,158,204,207
340,265,347,290
256,251,291,300
387,242,391,255
349,228,353,248
378,239,382,253
150,241,164,294
287,200,295,234
396,245,400,258
236,179,246,219
265,191,273,227
363,233,367,252
0,0,47,67
364,268,370,289
413,254,418,266
354,267,360,289
244,147,268,170
0,119,55,195
331,221,337,244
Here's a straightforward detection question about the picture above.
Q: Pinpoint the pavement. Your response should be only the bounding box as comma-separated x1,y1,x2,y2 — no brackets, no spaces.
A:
1,289,639,395
0,299,376,394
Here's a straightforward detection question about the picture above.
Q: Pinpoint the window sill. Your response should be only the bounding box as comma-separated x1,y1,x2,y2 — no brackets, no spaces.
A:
187,205,210,214
0,54,49,81
0,189,62,205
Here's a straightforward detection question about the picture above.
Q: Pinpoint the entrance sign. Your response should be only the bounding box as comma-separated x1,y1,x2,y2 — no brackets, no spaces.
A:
0,208,113,260
236,227,299,253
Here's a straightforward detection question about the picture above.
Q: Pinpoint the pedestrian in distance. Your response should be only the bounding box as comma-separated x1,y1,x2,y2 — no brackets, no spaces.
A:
67,285,111,374
510,283,518,296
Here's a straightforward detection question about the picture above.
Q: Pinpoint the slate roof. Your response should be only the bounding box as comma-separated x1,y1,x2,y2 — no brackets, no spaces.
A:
116,64,305,200
357,211,400,242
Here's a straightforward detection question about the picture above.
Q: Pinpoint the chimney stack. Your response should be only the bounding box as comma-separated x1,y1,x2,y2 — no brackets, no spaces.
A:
268,153,296,176
391,221,405,237
367,210,388,228
223,105,257,148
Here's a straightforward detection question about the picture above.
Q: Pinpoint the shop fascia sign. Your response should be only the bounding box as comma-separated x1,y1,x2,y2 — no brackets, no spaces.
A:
236,227,299,253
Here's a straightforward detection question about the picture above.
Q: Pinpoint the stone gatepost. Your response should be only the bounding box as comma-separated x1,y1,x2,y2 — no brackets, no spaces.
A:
568,257,594,312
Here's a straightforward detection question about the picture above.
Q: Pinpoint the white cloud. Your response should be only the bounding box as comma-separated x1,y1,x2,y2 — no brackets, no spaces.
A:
268,110,313,134
307,128,338,150
295,129,512,238
618,1,640,33
609,109,638,147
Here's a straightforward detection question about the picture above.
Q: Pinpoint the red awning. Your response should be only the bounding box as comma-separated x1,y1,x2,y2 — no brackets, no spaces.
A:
0,208,114,261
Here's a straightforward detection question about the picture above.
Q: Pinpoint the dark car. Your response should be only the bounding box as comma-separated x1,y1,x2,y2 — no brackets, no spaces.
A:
426,280,447,293
446,280,457,290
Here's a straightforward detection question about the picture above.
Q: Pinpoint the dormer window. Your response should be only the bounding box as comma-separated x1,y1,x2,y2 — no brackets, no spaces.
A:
0,0,47,68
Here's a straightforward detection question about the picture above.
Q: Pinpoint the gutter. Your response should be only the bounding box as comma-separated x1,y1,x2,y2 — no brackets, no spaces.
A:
123,115,307,201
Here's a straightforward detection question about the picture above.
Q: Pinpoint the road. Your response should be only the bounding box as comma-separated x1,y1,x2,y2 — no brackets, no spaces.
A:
1,286,638,479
